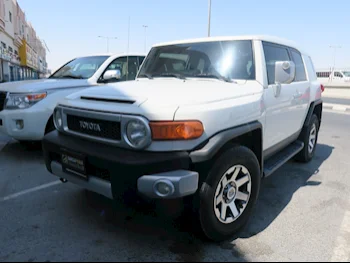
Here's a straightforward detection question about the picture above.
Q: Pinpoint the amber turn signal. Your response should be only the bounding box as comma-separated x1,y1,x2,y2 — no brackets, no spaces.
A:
150,121,204,140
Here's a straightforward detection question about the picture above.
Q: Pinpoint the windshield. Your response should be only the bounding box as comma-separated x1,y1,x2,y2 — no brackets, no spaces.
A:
50,56,109,79
342,71,350,77
138,40,255,81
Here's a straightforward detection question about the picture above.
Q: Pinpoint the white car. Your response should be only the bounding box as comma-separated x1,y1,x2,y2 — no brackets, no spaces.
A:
43,35,323,241
0,53,146,145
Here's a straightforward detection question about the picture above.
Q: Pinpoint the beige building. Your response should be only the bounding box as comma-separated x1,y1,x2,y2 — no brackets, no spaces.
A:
0,0,47,82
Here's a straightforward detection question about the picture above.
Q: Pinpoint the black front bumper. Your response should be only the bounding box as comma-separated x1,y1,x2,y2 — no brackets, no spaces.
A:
42,131,193,200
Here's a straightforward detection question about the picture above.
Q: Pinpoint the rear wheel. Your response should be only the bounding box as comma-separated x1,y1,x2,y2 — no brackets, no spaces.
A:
198,146,261,241
295,114,319,162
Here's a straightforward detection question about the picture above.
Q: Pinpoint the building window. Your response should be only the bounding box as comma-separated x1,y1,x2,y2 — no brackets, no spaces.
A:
1,42,6,49
8,46,13,53
9,12,12,23
15,50,18,55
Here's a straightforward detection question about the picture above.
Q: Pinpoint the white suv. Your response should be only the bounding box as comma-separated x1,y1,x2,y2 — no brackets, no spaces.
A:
0,53,145,145
42,35,323,241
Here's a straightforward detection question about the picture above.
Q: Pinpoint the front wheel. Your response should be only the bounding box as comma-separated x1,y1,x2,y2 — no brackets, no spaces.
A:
198,146,261,242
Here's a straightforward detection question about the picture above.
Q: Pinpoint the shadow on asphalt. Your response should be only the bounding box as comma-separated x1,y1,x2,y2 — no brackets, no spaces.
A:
233,143,334,242
0,141,44,161
61,143,333,262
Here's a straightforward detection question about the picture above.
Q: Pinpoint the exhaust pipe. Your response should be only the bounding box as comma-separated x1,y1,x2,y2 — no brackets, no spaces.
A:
60,178,68,183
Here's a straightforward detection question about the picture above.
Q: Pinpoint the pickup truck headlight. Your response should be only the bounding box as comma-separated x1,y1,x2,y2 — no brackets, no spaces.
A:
53,107,63,131
5,92,47,109
125,119,151,149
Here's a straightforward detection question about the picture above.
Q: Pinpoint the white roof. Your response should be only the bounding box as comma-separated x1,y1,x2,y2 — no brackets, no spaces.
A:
153,35,308,55
75,52,147,59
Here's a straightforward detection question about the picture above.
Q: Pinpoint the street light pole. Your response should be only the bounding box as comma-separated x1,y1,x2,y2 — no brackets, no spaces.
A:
208,0,212,37
98,36,118,53
329,45,341,81
142,25,148,52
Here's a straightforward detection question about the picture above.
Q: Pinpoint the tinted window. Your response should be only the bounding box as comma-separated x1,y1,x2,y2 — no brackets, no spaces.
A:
105,56,139,82
263,43,290,85
138,56,145,66
290,50,307,82
138,40,255,81
334,72,343,78
51,56,109,79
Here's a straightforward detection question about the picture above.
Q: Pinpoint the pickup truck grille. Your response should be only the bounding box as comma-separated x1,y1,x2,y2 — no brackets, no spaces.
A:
0,91,7,111
67,114,121,141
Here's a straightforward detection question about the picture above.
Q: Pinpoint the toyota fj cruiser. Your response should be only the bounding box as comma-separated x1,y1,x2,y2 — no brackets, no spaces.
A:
42,35,323,241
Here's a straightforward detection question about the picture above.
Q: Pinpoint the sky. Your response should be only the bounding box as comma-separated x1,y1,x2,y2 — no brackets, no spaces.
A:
18,0,350,72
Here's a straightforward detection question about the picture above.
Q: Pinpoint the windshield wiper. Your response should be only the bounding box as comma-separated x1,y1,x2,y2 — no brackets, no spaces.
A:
193,73,235,83
59,74,84,79
152,72,186,80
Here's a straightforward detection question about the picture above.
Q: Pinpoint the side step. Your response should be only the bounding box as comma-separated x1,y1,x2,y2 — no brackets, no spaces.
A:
263,141,304,177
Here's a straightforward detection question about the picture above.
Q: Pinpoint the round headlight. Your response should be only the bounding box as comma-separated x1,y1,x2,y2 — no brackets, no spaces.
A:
53,108,63,130
125,119,151,149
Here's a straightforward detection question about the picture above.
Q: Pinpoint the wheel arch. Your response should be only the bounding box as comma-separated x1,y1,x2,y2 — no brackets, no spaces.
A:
190,121,263,177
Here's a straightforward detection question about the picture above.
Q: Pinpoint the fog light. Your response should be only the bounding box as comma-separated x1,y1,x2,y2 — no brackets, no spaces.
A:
16,120,24,130
154,179,175,197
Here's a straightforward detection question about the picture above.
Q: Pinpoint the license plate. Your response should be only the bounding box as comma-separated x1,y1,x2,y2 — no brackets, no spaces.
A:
61,151,87,179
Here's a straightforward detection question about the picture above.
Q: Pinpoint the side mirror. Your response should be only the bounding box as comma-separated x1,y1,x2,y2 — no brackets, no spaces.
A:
274,61,296,85
103,69,121,81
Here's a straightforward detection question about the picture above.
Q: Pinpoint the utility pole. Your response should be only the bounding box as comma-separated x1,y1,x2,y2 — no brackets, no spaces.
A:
142,25,148,52
329,45,341,81
208,0,212,37
98,36,118,53
127,16,130,80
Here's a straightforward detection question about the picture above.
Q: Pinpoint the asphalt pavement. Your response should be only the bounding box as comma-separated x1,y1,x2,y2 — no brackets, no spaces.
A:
323,97,350,106
0,109,350,261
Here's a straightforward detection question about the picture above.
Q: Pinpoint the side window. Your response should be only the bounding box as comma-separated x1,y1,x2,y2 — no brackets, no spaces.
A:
263,42,291,85
290,50,307,82
334,72,343,78
126,56,139,81
103,56,139,82
138,56,145,67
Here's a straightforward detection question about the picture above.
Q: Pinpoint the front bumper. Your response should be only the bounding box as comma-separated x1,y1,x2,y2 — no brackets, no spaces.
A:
0,108,50,141
43,131,199,200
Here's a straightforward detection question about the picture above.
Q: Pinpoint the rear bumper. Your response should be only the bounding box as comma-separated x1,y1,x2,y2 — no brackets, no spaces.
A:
43,131,199,199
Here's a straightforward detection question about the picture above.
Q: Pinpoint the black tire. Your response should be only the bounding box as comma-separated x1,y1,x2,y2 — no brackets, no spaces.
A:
198,146,261,242
295,114,319,163
45,116,55,135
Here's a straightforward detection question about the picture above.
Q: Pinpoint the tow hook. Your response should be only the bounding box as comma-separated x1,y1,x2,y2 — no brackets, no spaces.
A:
60,178,68,183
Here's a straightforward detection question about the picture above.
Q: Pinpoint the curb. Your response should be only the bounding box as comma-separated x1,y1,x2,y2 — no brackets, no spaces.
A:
323,103,350,112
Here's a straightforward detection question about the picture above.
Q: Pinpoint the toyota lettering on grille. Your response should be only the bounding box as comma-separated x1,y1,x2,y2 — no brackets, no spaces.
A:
79,121,102,132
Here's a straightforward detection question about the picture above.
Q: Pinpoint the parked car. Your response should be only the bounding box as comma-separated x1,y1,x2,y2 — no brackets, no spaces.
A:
42,35,323,241
316,68,350,84
0,53,146,145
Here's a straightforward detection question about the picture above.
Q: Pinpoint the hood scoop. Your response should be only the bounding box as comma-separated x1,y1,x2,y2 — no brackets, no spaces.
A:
80,96,135,104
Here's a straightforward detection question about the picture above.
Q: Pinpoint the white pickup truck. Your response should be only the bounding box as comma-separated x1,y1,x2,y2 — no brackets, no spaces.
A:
42,35,323,241
0,53,145,146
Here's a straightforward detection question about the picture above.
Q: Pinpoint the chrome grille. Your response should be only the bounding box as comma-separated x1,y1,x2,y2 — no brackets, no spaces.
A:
66,114,121,141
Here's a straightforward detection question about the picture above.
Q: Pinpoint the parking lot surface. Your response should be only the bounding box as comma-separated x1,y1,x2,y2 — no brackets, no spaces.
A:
0,110,350,262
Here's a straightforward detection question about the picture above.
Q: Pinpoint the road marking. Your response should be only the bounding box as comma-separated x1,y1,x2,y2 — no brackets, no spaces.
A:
0,181,61,202
331,211,350,262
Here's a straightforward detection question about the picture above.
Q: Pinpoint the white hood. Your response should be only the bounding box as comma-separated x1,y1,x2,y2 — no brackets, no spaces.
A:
66,78,260,106
60,78,262,120
0,78,92,93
